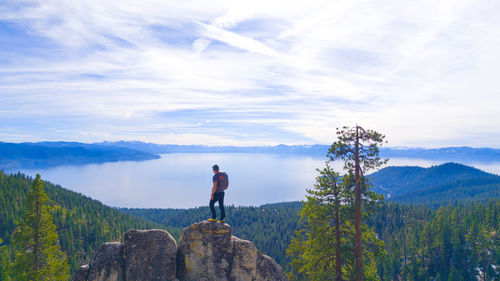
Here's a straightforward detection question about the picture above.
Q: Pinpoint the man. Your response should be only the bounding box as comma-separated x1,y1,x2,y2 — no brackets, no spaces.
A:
208,164,226,223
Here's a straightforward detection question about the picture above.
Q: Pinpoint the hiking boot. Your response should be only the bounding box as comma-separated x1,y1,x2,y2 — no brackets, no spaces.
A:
217,219,225,223
207,218,216,222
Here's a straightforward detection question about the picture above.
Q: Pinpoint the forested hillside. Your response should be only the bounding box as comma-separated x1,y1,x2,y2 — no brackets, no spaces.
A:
1,169,498,280
0,171,167,276
369,163,500,206
370,200,499,280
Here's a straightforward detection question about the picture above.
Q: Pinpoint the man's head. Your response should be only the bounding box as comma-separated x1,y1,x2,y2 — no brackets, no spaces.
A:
212,164,219,173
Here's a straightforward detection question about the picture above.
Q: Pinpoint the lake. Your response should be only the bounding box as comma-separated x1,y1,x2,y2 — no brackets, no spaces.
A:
8,153,500,208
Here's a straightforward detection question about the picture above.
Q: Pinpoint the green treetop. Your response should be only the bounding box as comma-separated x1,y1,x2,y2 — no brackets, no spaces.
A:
10,174,69,281
287,164,355,280
328,125,387,281
287,125,386,281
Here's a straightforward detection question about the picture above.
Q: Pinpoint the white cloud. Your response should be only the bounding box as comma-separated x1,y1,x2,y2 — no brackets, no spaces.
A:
192,38,211,53
0,0,499,147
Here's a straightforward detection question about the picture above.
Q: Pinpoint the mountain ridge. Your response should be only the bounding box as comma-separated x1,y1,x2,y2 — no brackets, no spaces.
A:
99,141,500,162
0,141,160,169
368,162,500,206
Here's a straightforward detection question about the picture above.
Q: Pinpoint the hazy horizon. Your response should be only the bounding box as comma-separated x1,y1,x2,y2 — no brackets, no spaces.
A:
3,140,500,150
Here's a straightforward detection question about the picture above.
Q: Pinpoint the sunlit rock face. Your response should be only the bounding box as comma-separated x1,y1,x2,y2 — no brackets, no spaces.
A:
177,221,287,281
177,221,234,281
73,222,287,281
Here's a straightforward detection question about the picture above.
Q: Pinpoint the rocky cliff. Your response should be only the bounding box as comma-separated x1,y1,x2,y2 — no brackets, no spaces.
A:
74,221,288,281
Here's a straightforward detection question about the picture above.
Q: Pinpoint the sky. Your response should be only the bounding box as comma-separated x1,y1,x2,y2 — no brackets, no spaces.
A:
1,0,499,148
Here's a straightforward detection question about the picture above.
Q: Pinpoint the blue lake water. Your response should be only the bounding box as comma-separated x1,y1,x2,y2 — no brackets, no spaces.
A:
8,153,500,208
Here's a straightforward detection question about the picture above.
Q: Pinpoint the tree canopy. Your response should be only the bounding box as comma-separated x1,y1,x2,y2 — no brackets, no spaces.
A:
10,174,69,281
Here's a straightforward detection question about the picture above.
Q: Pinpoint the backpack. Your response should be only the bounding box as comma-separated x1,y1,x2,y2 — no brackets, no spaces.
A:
218,172,229,190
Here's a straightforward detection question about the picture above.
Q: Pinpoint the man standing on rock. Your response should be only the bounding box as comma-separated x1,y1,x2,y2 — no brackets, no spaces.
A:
208,164,228,223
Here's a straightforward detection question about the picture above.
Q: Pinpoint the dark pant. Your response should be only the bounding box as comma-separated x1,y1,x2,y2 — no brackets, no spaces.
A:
209,192,225,220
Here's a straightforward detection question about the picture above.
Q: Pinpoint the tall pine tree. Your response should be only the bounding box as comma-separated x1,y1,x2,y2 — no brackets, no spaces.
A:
287,126,386,281
287,165,355,280
10,174,69,281
328,125,387,281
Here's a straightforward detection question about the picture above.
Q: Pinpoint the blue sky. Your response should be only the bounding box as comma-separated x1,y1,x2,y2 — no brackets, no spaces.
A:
1,0,499,147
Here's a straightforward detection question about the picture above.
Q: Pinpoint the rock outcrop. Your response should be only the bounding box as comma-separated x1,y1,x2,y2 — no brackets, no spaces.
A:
87,242,125,281
255,253,287,281
74,264,90,281
177,221,287,281
74,222,287,281
124,229,177,281
177,221,233,281
230,237,259,281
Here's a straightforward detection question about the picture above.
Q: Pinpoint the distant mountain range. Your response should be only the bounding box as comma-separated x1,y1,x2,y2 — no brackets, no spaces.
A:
379,146,500,162
98,141,330,155
368,162,500,206
0,141,159,170
100,141,500,162
1,140,499,170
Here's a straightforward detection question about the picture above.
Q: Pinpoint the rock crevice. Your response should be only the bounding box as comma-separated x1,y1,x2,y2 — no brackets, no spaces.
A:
74,222,287,281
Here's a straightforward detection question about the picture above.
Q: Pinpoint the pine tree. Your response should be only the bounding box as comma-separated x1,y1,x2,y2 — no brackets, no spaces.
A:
328,125,387,281
10,174,69,281
287,135,385,281
287,165,354,280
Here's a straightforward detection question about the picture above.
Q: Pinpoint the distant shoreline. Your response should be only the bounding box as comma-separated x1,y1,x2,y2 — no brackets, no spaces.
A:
2,140,500,171
0,141,160,170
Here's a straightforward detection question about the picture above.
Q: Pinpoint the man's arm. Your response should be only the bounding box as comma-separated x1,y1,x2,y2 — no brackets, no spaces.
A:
211,181,217,200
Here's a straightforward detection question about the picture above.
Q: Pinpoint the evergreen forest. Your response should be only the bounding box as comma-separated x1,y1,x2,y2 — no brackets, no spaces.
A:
124,199,500,280
0,167,498,280
0,171,167,277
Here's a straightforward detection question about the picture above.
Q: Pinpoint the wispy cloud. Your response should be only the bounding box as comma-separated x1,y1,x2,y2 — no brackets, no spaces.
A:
0,0,499,147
